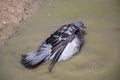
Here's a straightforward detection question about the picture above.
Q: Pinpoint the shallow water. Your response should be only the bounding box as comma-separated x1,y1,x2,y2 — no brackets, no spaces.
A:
0,0,120,80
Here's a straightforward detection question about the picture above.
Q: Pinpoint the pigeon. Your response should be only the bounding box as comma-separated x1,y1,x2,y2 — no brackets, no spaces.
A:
21,21,86,72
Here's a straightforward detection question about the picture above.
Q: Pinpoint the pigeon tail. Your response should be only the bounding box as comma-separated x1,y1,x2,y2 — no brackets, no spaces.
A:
21,43,51,69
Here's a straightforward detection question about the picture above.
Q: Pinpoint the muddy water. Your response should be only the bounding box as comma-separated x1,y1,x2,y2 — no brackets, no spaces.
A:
0,0,120,80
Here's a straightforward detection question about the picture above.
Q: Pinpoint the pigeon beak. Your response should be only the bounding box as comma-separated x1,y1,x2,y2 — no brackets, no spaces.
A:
21,54,27,58
83,26,86,28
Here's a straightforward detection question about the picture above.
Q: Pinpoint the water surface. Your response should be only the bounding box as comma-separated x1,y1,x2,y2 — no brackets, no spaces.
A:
0,0,120,80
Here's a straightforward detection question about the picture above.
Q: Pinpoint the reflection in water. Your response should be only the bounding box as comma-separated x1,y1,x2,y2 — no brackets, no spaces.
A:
0,0,120,80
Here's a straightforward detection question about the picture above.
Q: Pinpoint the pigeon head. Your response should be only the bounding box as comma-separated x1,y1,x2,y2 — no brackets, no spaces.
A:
72,21,86,30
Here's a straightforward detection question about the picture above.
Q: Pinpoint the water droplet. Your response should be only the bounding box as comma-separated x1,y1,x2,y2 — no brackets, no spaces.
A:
49,3,52,6
48,13,51,16
88,70,92,72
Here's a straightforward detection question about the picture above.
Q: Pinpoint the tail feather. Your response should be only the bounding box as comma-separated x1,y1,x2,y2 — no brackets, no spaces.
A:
21,43,51,69
21,52,50,69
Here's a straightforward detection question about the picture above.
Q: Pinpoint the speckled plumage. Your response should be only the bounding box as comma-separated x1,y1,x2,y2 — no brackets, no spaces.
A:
21,21,86,72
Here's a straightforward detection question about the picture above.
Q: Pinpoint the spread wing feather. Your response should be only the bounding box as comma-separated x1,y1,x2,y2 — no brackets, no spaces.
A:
48,35,75,72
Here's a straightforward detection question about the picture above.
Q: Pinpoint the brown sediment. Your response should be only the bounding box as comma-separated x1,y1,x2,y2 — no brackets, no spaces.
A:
0,0,43,45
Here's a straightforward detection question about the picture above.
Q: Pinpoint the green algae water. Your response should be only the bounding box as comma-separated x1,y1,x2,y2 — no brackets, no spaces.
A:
0,0,120,80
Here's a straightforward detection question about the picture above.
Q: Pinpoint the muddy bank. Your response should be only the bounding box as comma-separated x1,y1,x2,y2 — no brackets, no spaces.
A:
0,0,43,45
